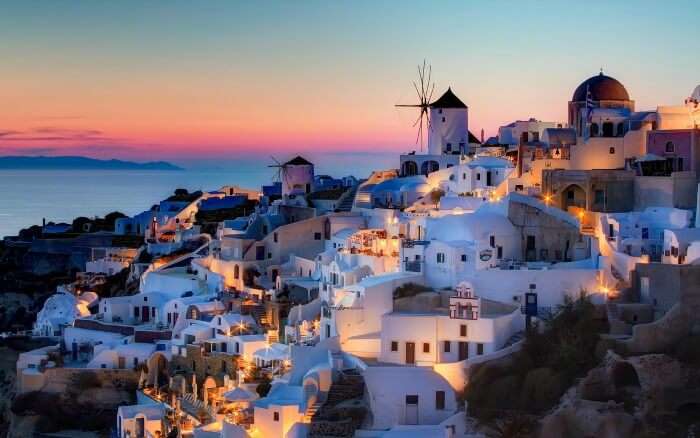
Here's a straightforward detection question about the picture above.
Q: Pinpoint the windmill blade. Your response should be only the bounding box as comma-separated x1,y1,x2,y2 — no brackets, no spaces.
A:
412,111,423,127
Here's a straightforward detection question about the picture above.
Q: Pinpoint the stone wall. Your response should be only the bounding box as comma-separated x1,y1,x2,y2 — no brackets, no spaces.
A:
19,367,138,394
169,344,238,383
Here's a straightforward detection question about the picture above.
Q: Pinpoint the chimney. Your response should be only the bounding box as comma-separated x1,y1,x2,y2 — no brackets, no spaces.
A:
480,128,484,143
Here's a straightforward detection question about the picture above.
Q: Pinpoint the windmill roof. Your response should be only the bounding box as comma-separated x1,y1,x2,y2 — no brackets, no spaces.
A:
285,156,313,166
468,131,481,144
430,87,467,109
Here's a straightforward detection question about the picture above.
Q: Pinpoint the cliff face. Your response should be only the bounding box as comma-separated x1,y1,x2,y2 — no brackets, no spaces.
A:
540,350,700,437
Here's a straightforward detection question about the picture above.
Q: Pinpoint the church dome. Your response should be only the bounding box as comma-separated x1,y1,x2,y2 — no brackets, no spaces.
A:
572,72,630,102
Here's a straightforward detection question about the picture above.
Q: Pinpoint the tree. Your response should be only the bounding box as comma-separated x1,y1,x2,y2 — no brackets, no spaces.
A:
104,211,127,230
429,188,445,208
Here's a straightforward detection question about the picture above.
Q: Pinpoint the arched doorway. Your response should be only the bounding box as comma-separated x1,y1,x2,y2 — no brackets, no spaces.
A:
561,184,586,210
602,122,614,137
612,362,640,388
146,352,170,390
420,160,439,176
402,160,418,176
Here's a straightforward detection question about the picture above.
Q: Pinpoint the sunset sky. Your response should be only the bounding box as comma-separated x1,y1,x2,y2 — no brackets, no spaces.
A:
2,0,699,167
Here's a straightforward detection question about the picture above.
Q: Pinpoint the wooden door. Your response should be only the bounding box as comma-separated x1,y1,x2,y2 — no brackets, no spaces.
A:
458,341,469,361
405,342,415,365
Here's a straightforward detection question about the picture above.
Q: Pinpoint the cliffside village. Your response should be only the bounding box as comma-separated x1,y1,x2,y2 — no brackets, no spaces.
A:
13,73,700,438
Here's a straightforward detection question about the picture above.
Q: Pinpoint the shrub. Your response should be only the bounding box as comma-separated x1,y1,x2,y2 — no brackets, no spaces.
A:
465,293,607,421
393,282,432,299
256,378,272,397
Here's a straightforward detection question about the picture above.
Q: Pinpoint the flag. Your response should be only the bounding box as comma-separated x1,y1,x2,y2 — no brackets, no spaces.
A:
586,84,594,122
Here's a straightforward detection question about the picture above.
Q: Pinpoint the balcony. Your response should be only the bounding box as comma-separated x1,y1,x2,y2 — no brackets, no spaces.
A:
401,239,430,249
404,260,422,273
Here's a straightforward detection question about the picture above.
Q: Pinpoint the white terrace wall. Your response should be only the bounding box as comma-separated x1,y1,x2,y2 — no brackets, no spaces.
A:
433,340,523,393
471,268,602,309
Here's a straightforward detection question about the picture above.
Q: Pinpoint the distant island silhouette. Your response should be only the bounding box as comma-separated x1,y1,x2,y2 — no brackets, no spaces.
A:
0,155,183,170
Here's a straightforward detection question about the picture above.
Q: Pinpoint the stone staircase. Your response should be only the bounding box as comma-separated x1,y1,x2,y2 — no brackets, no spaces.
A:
180,393,214,419
502,330,525,348
308,369,367,437
304,400,324,423
334,185,359,212
245,305,269,327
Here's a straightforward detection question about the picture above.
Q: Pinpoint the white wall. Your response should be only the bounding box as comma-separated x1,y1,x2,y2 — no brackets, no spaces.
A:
363,366,457,429
471,268,602,309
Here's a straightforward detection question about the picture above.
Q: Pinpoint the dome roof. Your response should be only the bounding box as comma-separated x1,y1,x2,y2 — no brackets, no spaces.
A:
690,85,700,102
572,72,630,102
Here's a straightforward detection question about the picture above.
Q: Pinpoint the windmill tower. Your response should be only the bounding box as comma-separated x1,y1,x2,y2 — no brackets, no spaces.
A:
396,61,469,156
269,156,314,197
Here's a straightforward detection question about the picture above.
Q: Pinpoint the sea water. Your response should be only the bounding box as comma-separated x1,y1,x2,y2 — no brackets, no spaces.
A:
0,153,393,238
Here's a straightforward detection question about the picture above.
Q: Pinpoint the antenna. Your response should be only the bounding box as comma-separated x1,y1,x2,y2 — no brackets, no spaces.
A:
395,60,435,151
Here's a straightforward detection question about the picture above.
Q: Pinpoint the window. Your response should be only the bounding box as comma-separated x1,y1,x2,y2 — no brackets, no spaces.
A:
133,357,138,367
441,117,446,123
436,253,445,263
405,395,419,405
134,307,140,317
151,307,156,318
273,232,278,243
314,232,321,240
391,341,398,352
477,343,484,355
609,147,615,154
436,391,446,410
234,265,240,280
590,123,599,136
273,412,279,422
267,252,272,259
476,173,481,181
666,141,675,153
617,122,625,137
443,341,451,353
461,254,467,262
594,189,605,205
671,246,679,257
144,297,148,302
489,236,495,248
642,228,649,239
462,173,467,180
497,246,503,259
460,324,467,337
446,143,452,152
423,343,430,353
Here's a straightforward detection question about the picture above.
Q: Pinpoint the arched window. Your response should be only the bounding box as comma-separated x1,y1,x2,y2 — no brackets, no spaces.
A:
234,265,240,280
602,122,614,137
590,123,599,137
665,141,675,153
617,122,625,137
